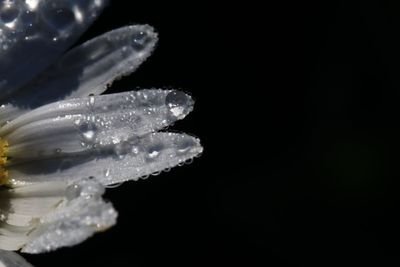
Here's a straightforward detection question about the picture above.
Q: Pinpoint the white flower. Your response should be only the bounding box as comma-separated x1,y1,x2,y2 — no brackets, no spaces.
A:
0,1,202,266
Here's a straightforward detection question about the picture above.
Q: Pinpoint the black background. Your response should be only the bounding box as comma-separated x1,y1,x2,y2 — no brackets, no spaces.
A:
24,1,400,266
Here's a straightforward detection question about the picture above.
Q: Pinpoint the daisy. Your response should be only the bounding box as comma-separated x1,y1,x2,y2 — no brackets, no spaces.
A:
0,1,202,266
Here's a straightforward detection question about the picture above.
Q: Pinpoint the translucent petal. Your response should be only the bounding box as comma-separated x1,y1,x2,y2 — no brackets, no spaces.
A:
0,251,33,267
8,133,203,186
3,90,194,158
4,25,158,109
0,0,107,99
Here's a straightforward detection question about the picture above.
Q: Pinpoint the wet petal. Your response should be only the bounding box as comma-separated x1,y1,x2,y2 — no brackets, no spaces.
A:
0,0,107,99
8,133,203,186
3,90,194,158
0,178,117,253
5,25,158,109
21,178,117,253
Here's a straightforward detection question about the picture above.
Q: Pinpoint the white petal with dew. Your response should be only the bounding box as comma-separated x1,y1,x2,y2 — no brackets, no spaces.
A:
4,90,193,159
0,178,116,253
21,178,117,253
8,133,203,186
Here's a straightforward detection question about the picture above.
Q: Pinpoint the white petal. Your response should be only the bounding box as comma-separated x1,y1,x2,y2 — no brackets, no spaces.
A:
8,133,203,186
0,178,117,253
0,251,33,267
0,105,26,126
0,181,66,250
5,25,158,109
21,178,117,254
2,89,192,138
0,0,107,99
0,182,66,227
4,90,193,163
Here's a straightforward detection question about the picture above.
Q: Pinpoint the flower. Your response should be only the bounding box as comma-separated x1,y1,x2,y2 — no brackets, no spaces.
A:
0,1,202,266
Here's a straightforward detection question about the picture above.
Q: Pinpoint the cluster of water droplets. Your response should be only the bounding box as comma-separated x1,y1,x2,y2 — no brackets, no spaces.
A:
0,0,107,99
69,90,192,151
64,90,198,183
0,0,88,47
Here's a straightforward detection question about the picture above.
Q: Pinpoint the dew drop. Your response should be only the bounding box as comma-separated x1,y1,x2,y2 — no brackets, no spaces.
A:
148,150,159,158
106,182,124,189
166,91,189,107
113,141,132,160
165,91,191,119
140,174,150,180
185,158,194,165
0,2,20,23
78,121,98,144
87,94,95,107
132,31,150,50
44,7,75,30
177,138,196,154
146,144,164,160
131,146,139,154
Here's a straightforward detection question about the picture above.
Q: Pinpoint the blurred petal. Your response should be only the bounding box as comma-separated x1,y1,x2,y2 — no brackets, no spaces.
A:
0,251,33,267
5,25,158,109
8,133,203,186
0,0,107,99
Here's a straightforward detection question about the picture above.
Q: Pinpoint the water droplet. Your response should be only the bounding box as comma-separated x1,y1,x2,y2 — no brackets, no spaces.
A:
104,168,110,177
66,184,81,200
148,150,159,158
166,91,189,107
131,146,139,154
165,91,191,119
0,2,20,23
44,7,75,31
140,174,150,180
146,144,164,160
113,141,131,159
78,121,98,144
177,138,196,154
132,31,151,50
87,95,95,107
185,158,194,165
106,182,124,189
83,130,95,140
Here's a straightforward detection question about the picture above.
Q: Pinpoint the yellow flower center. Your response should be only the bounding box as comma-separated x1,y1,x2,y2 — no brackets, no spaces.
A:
0,138,9,185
